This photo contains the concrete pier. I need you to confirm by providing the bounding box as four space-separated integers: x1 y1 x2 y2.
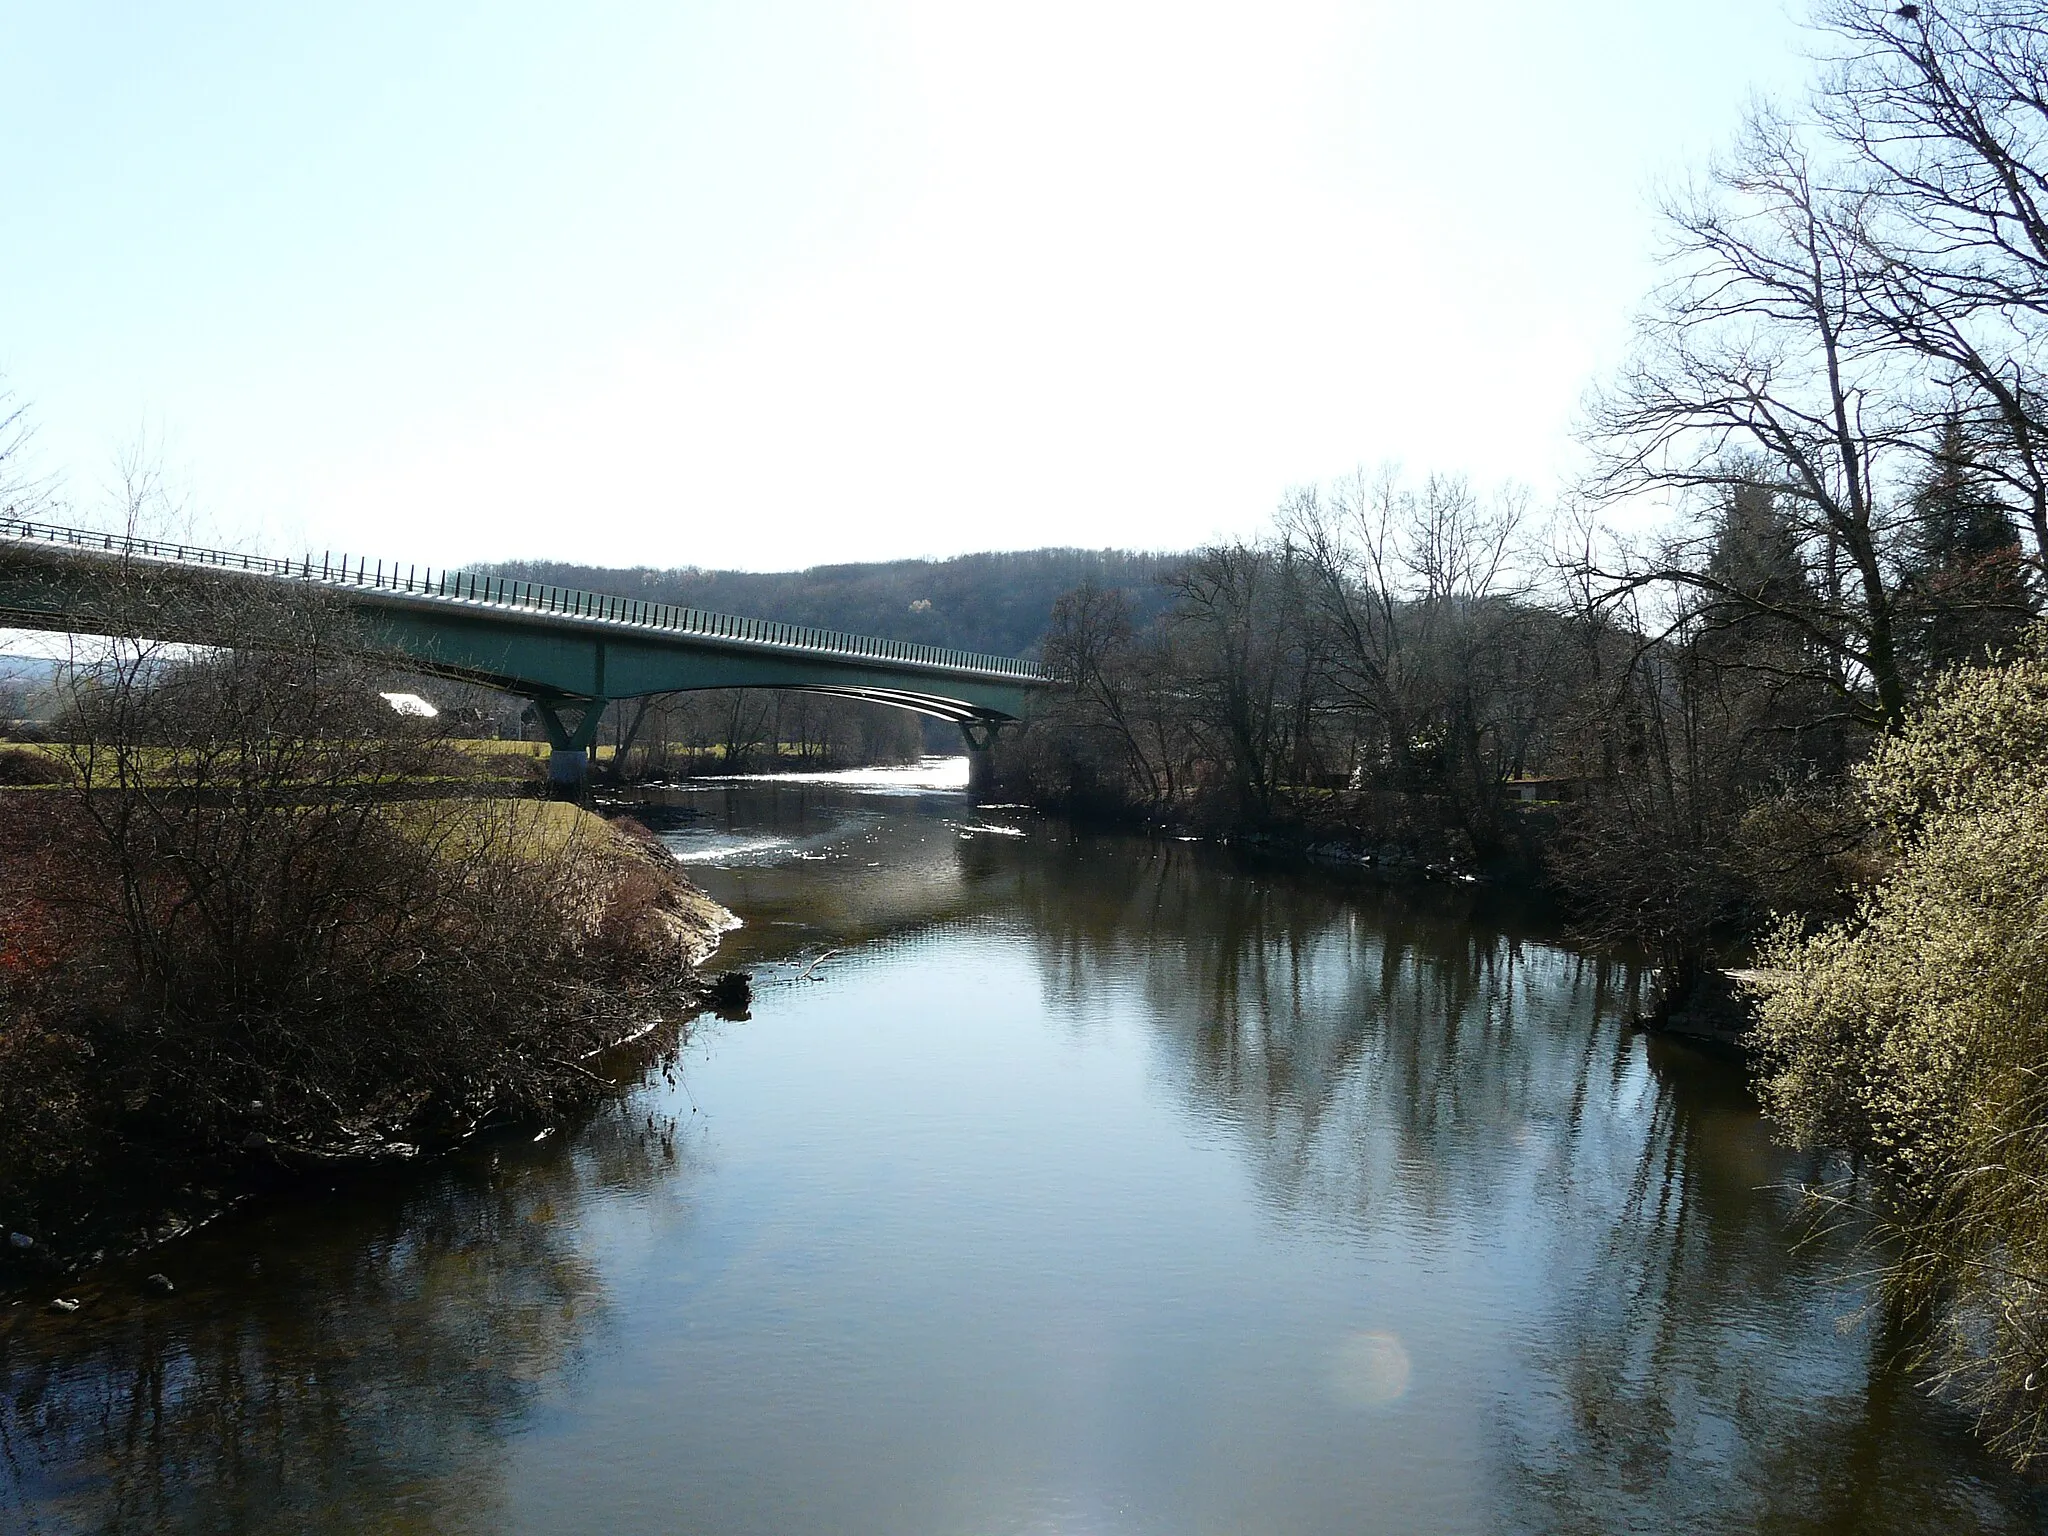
547 746 590 796
960 719 1003 802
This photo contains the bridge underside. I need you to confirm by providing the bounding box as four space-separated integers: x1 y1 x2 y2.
353 605 1038 724
0 547 1040 791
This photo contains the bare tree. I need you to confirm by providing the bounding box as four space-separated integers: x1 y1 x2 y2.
0 384 41 521
1040 582 1169 805
1814 0 2048 561
0 548 716 1244
1164 540 1326 818
1583 111 1917 727
1285 468 1545 835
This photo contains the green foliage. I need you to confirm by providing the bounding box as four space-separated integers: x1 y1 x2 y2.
1898 420 2034 683
1754 633 2048 1464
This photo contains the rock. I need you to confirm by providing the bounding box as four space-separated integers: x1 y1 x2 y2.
48 1297 79 1313
7 1231 33 1251
705 970 753 1015
1646 967 1756 1047
142 1273 176 1298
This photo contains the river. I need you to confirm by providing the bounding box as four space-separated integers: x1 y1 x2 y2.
3 759 2043 1534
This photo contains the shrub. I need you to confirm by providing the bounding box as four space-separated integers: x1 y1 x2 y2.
1754 632 2048 1465
0 745 74 785
0 570 719 1251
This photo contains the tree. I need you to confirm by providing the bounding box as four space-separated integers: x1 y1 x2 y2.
1583 110 1914 729
1898 415 2034 676
1163 540 1323 819
0 548 716 1243
1040 581 1164 805
1813 0 2048 563
0 384 37 520
1557 460 1881 1006
1285 468 1550 840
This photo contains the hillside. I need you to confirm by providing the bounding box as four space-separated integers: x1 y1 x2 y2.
477 547 1183 660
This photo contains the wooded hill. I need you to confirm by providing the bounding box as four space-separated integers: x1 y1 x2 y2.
477 547 1183 661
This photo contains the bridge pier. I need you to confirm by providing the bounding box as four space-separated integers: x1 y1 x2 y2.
960 718 1004 802
547 747 589 793
531 697 607 798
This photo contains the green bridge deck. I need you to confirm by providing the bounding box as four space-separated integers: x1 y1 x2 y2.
0 517 1050 786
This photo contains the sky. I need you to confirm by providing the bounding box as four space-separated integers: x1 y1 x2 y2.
0 2 1816 572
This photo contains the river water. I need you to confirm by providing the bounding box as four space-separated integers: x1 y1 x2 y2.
4 760 2044 1534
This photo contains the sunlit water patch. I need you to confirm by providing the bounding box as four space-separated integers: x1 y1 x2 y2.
674 753 970 794
663 832 807 865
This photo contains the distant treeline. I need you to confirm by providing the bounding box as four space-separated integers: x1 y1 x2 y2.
468 548 1184 771
476 547 1183 662
599 687 925 779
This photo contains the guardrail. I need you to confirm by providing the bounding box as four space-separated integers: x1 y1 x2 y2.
0 516 1047 683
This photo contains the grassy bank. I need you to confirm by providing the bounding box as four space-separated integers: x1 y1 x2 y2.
0 774 732 1282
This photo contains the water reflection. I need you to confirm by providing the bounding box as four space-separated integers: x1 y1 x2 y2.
990 834 2034 1532
1 1105 684 1534
4 775 2042 1534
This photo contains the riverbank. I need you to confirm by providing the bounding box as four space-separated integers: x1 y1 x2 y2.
989 764 1778 1051
992 732 1566 880
0 793 735 1288
11 770 2031 1535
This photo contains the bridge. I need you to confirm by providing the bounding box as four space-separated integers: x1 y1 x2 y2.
0 517 1049 790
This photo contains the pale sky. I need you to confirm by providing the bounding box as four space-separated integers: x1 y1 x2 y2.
0 2 1813 572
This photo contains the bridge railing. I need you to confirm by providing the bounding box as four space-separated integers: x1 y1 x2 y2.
0 515 1047 683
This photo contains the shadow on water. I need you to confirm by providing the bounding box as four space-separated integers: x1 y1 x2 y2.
3 774 2043 1533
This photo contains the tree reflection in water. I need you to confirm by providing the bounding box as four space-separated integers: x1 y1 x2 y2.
0 1103 684 1535
1007 832 2043 1534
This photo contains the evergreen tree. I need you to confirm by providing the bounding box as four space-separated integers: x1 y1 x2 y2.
1694 470 1842 787
1704 475 1813 626
1900 419 2034 680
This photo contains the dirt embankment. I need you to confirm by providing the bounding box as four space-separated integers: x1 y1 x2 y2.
581 805 741 967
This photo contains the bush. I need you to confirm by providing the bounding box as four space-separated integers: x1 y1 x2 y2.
1754 633 2048 1466
0 571 721 1253
0 745 74 784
